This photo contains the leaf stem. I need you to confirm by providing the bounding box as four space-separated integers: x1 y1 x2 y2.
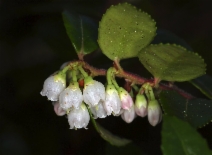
114 58 123 73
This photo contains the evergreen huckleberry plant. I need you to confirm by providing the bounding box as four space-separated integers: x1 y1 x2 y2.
40 3 212 151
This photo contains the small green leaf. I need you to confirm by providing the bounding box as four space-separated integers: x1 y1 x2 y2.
162 115 212 155
159 90 212 128
98 3 156 60
62 10 98 55
88 109 131 146
190 75 212 99
138 44 206 81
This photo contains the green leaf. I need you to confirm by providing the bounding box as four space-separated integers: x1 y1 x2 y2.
159 90 212 128
190 75 212 99
138 44 206 81
98 3 156 60
88 109 131 146
161 115 212 155
62 10 98 55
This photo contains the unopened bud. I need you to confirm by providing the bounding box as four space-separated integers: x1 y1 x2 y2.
121 106 136 123
135 94 147 117
147 99 162 126
118 87 133 110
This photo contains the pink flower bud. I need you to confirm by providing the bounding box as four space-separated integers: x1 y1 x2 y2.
40 75 66 101
83 77 105 107
147 100 162 126
90 101 107 119
121 106 136 123
52 101 66 116
118 87 133 110
135 94 147 117
59 82 83 110
104 84 121 115
68 103 90 129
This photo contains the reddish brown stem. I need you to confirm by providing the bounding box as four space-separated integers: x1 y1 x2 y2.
67 60 195 99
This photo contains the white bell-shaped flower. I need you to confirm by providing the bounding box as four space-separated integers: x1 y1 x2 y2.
68 103 90 129
112 108 124 116
59 82 83 110
52 101 66 116
118 87 133 110
121 106 136 123
83 77 105 107
90 101 107 119
104 84 121 115
40 74 66 101
135 94 147 117
147 99 162 126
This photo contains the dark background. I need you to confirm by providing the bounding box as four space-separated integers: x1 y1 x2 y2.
0 0 212 155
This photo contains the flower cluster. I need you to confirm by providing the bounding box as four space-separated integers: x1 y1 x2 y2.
40 64 162 129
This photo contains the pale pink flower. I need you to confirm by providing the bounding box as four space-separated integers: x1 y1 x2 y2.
147 100 162 126
52 101 66 116
118 87 133 110
121 106 136 123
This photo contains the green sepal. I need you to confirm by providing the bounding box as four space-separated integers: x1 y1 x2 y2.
135 94 147 108
138 44 206 82
98 3 156 60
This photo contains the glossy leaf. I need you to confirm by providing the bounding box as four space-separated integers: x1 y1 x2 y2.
159 90 212 128
98 3 156 60
190 75 212 99
162 115 212 155
62 10 98 55
89 109 131 146
138 44 206 81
